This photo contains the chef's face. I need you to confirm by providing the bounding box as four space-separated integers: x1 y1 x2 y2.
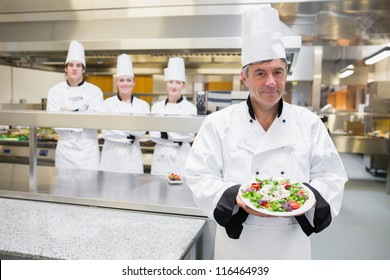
116 75 135 96
166 80 185 97
65 61 85 81
241 59 287 109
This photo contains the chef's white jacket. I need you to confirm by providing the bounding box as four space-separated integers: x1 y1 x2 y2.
99 95 150 173
185 99 348 259
46 80 103 170
149 97 197 175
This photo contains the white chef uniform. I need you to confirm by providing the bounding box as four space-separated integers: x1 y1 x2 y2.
149 58 197 175
99 54 150 173
185 6 348 260
46 40 103 170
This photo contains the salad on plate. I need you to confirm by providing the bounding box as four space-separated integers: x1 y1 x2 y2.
167 172 183 184
240 177 315 216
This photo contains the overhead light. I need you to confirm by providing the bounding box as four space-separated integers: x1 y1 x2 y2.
365 47 390 65
339 65 354 79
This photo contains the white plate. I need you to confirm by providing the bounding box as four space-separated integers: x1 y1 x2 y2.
239 179 316 217
166 173 183 184
167 178 183 184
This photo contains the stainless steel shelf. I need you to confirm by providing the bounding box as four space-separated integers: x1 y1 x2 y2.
323 111 390 118
0 110 205 132
331 134 389 155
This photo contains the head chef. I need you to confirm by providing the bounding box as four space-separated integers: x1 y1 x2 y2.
240 5 290 123
65 40 86 87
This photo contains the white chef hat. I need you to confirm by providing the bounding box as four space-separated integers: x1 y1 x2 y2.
116 54 134 78
65 40 86 67
164 57 186 83
241 5 286 67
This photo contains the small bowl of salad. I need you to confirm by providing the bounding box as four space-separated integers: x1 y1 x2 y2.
167 172 183 184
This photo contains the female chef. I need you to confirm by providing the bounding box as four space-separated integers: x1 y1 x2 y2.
99 54 150 173
185 6 348 259
149 57 197 176
46 40 104 170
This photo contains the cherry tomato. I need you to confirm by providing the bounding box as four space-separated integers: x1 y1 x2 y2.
251 182 261 189
259 200 270 208
288 200 301 210
282 181 291 189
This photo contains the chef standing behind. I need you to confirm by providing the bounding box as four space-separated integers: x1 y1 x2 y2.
46 40 103 170
149 57 197 176
99 54 150 173
185 5 348 260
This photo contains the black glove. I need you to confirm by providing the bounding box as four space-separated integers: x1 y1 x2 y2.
213 184 248 239
127 135 135 144
295 183 332 236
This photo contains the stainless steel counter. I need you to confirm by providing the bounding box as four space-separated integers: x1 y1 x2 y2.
331 134 390 193
0 163 204 217
0 163 216 259
330 134 389 154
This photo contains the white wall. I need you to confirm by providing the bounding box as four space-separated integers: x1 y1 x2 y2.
0 66 64 104
13 67 64 103
287 46 314 82
374 56 390 81
0 65 12 103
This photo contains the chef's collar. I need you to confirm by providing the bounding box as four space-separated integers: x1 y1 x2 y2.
66 79 85 87
117 93 134 104
246 97 283 120
165 96 183 105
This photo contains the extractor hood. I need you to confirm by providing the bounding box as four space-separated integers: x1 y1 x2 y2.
1 0 390 76
0 2 301 75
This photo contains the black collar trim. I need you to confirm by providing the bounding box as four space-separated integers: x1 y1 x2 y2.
66 79 85 87
165 96 183 105
246 97 283 120
117 94 134 104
